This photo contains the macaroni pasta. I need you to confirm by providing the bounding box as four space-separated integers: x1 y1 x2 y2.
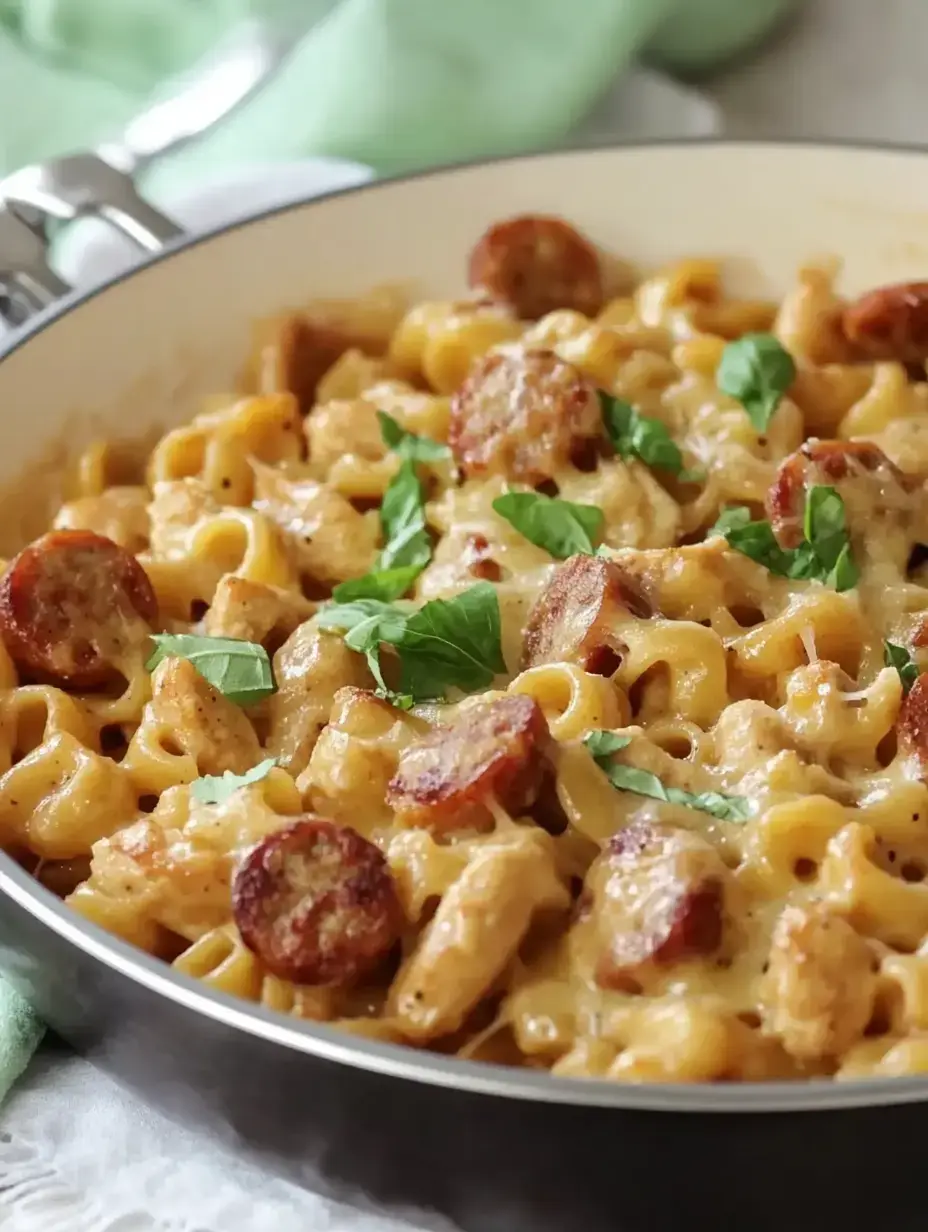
5 214 928 1086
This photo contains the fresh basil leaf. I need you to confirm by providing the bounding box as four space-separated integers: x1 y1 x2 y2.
320 584 505 703
384 582 507 699
600 393 691 476
146 634 276 705
492 491 604 559
316 599 412 708
884 640 919 694
715 513 797 577
191 758 277 806
803 486 860 589
713 486 858 592
342 416 444 601
711 505 753 537
332 566 424 603
583 730 751 822
378 411 451 462
583 730 632 759
827 542 859 592
377 458 431 572
717 333 796 432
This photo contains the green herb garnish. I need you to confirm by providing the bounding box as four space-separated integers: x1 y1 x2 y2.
191 758 278 805
146 634 276 705
884 640 919 694
376 411 451 463
712 484 859 592
318 582 505 706
491 490 603 559
583 730 751 822
717 333 796 432
330 413 450 603
600 393 701 480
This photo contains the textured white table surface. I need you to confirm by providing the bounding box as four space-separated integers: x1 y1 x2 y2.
3 1 927 1229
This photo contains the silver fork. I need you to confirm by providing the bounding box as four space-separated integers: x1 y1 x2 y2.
0 4 324 326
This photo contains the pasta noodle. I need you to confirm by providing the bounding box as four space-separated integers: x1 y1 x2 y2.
7 215 928 1087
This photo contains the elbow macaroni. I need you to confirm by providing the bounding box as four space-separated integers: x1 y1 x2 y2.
5 238 928 1088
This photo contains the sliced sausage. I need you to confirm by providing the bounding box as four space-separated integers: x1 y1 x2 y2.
585 821 730 988
232 817 403 986
0 530 157 687
521 553 651 673
468 215 603 320
766 438 912 549
759 902 877 1060
841 281 928 362
386 694 552 833
898 672 928 776
449 348 603 484
263 315 378 415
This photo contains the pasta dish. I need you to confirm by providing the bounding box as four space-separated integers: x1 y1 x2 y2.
4 214 928 1085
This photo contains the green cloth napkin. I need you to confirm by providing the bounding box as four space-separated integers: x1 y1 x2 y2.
0 0 800 184
0 0 798 1101
0 976 44 1101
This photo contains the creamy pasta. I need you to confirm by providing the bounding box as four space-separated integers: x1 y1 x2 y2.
5 215 928 1085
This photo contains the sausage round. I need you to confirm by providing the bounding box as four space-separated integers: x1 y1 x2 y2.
766 438 907 548
386 694 552 832
0 529 157 687
468 215 603 320
270 315 377 414
232 817 403 986
841 281 928 362
899 672 928 776
449 348 603 484
522 553 652 673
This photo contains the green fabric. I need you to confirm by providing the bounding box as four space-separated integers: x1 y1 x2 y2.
0 0 799 183
0 974 44 1101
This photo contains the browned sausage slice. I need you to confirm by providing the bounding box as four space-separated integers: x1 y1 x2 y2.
386 694 552 833
449 348 603 484
0 529 157 687
584 821 729 989
899 672 928 777
468 215 603 320
766 438 910 549
842 281 928 362
232 817 403 985
265 315 378 414
521 553 652 673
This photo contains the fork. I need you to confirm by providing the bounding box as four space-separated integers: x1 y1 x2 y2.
0 4 323 327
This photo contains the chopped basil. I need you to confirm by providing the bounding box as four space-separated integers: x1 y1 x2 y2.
393 582 506 699
317 598 412 707
600 393 701 479
332 566 423 604
376 458 432 572
318 582 505 704
712 485 859 592
583 730 751 822
377 411 451 462
884 640 919 694
492 490 603 558
146 634 276 705
717 333 796 432
330 413 449 603
191 758 278 805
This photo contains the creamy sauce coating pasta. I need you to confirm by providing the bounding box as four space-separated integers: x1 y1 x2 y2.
6 219 928 1085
